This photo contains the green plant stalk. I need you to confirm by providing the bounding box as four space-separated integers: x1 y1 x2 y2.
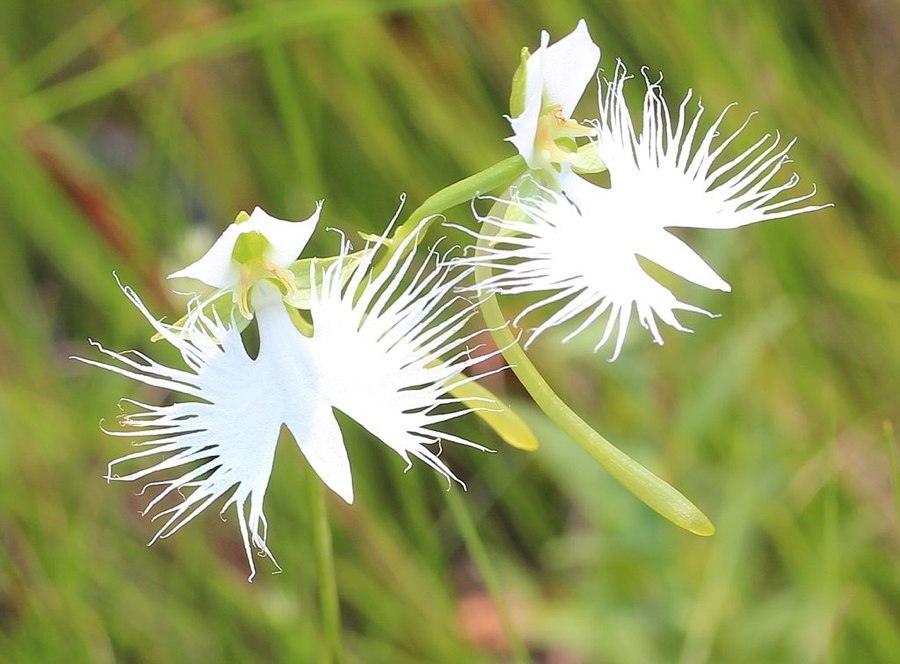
376 155 527 273
885 421 900 536
394 157 714 536
309 477 344 664
446 489 532 664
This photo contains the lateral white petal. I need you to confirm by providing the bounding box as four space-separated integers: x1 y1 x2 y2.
248 204 321 267
309 220 494 485
168 223 244 288
507 22 600 168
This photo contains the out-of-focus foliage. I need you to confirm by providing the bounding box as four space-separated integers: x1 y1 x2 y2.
0 1 897 662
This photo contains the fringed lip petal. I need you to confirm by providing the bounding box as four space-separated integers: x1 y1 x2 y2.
75 279 349 580
308 219 498 485
634 229 731 293
591 61 832 231
251 283 353 504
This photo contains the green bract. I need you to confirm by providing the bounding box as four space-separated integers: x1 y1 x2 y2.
509 47 530 118
285 253 364 309
571 142 607 174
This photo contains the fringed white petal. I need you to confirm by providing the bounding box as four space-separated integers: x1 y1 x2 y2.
558 171 732 293
74 280 350 580
168 203 322 288
308 220 497 487
591 61 830 230
457 187 715 360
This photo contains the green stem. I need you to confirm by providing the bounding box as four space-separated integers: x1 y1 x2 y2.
474 225 715 536
309 478 344 663
375 155 527 272
446 489 532 664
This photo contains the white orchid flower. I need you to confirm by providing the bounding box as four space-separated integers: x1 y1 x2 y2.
75 280 350 580
470 61 830 360
507 19 600 171
76 217 496 579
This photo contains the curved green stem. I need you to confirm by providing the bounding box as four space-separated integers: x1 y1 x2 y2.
475 226 715 537
375 156 527 273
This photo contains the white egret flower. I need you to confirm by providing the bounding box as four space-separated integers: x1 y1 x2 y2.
471 61 830 360
75 281 350 580
76 217 496 579
507 19 600 170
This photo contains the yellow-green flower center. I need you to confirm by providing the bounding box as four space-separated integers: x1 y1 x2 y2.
230 212 300 319
535 104 595 168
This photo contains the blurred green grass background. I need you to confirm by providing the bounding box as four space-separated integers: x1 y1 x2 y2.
1 0 898 662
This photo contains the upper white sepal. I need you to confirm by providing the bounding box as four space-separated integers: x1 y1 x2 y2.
507 19 600 168
168 204 322 289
